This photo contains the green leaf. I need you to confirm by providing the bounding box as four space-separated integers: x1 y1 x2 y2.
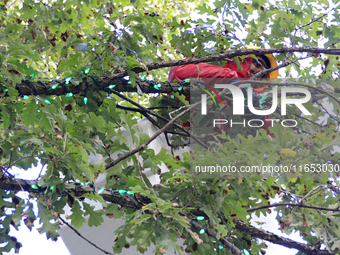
68 200 86 229
7 87 19 97
37 199 59 241
21 99 38 127
105 203 125 219
83 202 104 227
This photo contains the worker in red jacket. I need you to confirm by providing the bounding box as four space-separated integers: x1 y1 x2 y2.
168 46 279 134
168 53 278 92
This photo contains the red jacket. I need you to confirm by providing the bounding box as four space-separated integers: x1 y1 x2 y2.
168 56 269 93
168 56 272 134
168 56 253 82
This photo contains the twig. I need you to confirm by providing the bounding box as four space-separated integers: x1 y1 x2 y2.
315 101 340 126
0 12 22 20
58 216 114 255
246 202 340 213
326 38 340 48
296 8 333 32
110 90 208 149
181 179 220 211
286 108 324 128
102 141 113 163
115 102 189 136
90 41 113 68
38 163 47 178
300 185 325 203
137 160 150 189
104 102 200 170
169 187 190 202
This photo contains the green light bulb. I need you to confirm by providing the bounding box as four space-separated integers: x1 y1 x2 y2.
97 188 105 194
156 83 161 88
118 189 126 195
84 97 88 105
178 86 183 91
126 191 134 195
170 95 174 99
31 185 39 190
45 100 51 105
29 74 34 79
50 186 54 190
184 78 190 83
80 182 85 186
51 84 58 89
199 229 205 234
219 245 223 249
243 249 250 255
65 77 72 84
84 68 90 74
140 75 146 80
66 92 73 97
196 216 204 221
153 85 160 90
127 81 132 84
23 96 29 99
108 85 116 89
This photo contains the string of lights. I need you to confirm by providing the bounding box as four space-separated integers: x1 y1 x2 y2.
0 174 249 254
1 68 269 114
0 68 264 254
0 68 192 104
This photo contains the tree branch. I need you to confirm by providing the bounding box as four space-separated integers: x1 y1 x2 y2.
234 219 331 255
104 102 200 170
246 202 340 213
3 46 340 97
107 47 340 80
0 174 333 254
58 216 114 255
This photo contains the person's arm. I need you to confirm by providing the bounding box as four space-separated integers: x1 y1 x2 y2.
168 63 239 82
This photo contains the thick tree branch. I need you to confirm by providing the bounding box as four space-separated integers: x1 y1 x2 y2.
3 47 340 97
4 79 188 97
234 219 331 255
107 47 340 80
0 174 333 254
0 175 147 208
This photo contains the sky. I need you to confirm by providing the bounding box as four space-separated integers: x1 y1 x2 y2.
2 167 71 255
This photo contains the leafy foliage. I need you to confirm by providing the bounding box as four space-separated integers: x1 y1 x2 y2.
1 0 340 254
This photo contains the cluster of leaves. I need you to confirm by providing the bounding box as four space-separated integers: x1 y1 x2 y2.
1 0 340 254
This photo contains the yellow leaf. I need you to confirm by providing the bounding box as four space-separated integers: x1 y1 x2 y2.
280 148 297 159
288 177 297 183
188 229 203 244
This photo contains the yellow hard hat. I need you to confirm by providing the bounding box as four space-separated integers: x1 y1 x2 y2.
246 45 278 79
